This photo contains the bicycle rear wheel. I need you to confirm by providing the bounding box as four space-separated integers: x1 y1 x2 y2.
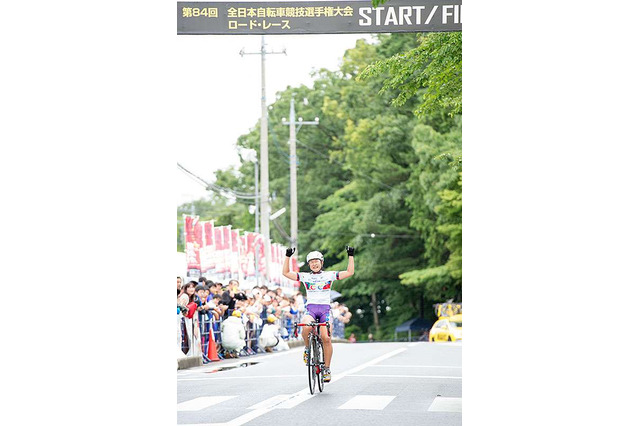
307 340 316 395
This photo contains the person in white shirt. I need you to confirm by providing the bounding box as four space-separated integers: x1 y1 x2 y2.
282 246 355 383
258 314 280 352
220 310 246 358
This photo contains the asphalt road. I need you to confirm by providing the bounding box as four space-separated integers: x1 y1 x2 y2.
177 341 462 426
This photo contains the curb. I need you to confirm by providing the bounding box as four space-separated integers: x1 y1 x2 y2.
177 338 348 370
177 356 202 370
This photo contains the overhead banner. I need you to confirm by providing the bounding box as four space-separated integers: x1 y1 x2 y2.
177 0 461 35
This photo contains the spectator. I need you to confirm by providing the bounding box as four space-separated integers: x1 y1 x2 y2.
177 276 183 297
331 302 341 335
368 333 375 342
279 297 296 339
266 297 281 319
266 288 277 301
220 285 237 313
244 293 263 353
258 314 280 352
194 284 210 316
293 291 305 324
195 284 214 362
221 310 246 358
348 333 357 343
207 294 223 321
244 293 263 325
178 281 197 309
209 282 224 296
337 305 352 339
332 304 346 339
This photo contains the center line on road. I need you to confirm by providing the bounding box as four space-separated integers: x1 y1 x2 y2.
247 395 291 410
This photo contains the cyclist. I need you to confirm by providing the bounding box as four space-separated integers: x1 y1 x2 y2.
282 245 355 383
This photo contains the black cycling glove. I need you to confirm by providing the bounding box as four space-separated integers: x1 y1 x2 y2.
286 247 296 257
346 246 355 256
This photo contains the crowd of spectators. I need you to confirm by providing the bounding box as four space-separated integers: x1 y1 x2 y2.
177 276 353 362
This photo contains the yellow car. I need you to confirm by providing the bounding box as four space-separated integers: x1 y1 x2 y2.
429 315 462 342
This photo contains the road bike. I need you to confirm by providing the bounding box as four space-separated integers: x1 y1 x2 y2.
294 321 328 394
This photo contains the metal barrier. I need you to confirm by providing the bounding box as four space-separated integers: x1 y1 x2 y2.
177 309 305 363
177 304 352 365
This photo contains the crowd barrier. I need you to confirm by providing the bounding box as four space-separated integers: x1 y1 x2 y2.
177 309 348 368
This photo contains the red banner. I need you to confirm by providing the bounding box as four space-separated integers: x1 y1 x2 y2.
239 233 250 276
244 232 257 277
182 215 299 291
200 221 216 274
222 226 232 274
229 228 240 277
212 226 225 275
184 215 201 277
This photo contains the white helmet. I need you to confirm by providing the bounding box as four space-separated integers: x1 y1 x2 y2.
306 251 324 263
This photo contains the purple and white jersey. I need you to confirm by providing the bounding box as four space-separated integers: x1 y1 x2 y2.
297 270 340 305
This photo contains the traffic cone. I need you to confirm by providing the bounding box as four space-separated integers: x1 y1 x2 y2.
207 330 220 362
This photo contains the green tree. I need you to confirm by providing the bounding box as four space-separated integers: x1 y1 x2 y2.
359 32 462 132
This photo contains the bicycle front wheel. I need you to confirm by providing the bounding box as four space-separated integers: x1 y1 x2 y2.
308 341 316 395
316 340 324 392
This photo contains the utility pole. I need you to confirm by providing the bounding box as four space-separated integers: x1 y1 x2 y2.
282 96 318 257
240 36 285 283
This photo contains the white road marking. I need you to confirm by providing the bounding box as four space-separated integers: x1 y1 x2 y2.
274 346 410 410
178 346 410 425
331 347 408 382
369 364 462 368
178 375 304 382
348 374 462 379
274 392 314 409
338 395 396 410
177 396 237 412
247 395 291 410
428 396 462 412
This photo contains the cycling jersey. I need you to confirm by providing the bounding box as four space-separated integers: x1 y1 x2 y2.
297 271 340 305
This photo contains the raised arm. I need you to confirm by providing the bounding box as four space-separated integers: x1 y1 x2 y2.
338 246 355 280
282 247 299 281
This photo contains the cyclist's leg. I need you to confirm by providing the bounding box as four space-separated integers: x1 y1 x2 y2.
300 309 316 364
319 306 333 368
320 324 333 368
301 314 315 347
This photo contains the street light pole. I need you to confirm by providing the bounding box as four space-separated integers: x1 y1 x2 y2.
282 97 319 257
253 158 260 285
259 36 270 282
240 36 286 284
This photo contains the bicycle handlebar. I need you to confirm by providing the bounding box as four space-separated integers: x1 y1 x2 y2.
293 322 328 338
295 322 329 327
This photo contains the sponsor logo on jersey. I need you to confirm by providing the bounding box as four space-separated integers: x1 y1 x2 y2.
304 281 332 291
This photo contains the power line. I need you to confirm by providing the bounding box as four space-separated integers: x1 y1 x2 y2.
177 162 258 201
298 229 421 239
294 138 397 192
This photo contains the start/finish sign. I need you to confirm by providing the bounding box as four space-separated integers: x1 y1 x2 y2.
177 0 462 35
